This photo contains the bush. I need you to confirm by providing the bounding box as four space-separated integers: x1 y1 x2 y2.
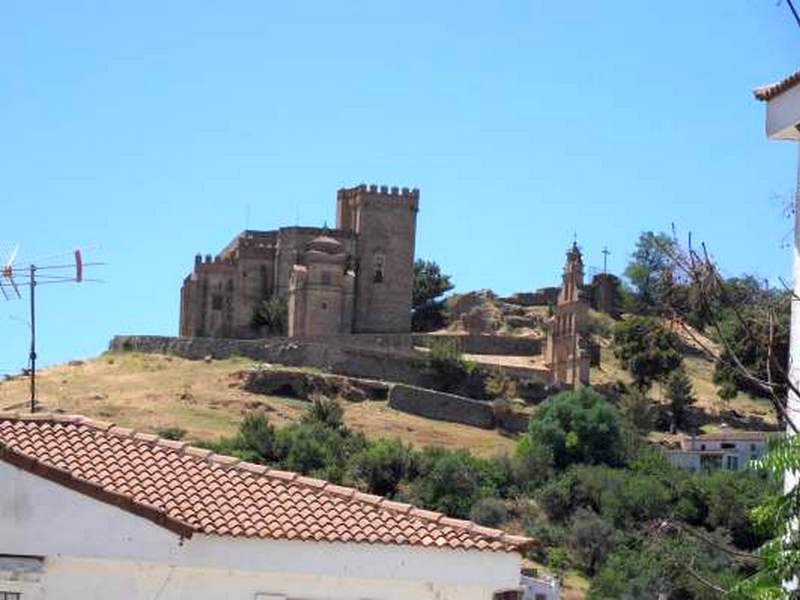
484 370 518 400
156 426 187 440
348 438 413 497
469 497 509 527
526 387 628 469
302 396 344 430
568 508 616 576
409 447 495 518
239 412 277 462
512 436 554 492
424 337 479 394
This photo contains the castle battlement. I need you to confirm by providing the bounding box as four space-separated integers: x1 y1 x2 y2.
337 184 420 202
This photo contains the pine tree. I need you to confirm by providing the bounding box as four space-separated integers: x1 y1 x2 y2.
665 367 695 433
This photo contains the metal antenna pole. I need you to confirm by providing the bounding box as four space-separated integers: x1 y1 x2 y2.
29 264 36 413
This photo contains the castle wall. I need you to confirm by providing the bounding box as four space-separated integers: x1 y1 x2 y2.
181 185 416 339
337 185 418 334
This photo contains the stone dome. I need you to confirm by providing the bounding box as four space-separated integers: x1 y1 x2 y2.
307 235 342 254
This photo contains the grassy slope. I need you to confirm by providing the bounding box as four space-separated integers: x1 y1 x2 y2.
0 352 516 457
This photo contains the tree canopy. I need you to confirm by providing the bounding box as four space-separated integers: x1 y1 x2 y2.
613 315 683 389
526 387 628 469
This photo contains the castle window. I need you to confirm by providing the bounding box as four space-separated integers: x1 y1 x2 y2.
321 271 332 285
374 254 385 283
211 294 223 310
321 301 328 310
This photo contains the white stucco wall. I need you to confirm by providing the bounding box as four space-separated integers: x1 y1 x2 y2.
0 461 522 600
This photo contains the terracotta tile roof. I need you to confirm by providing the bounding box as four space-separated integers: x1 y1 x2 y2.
754 69 800 101
0 413 532 553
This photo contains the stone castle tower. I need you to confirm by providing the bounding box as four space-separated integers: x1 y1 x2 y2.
179 184 418 339
546 242 591 386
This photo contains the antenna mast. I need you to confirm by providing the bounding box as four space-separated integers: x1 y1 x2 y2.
1 244 103 413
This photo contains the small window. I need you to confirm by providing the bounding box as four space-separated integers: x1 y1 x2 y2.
536 595 548 600
721 442 736 449
373 254 385 283
321 301 328 310
321 271 332 285
726 456 739 470
493 591 522 600
700 444 706 450
750 443 757 451
211 295 223 310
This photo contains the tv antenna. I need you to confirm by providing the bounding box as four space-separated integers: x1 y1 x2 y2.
1 243 104 413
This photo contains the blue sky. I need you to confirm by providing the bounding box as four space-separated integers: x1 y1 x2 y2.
1 1 799 373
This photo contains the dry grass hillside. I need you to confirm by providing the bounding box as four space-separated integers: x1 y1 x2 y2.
0 352 516 457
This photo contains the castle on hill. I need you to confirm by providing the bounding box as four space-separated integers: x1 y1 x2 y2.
179 184 418 339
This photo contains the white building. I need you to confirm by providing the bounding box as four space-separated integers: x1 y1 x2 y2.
520 572 560 600
755 70 800 479
664 425 770 472
0 413 532 600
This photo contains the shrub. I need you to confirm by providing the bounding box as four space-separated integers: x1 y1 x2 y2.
484 370 518 400
238 412 277 462
526 387 627 469
469 497 508 527
568 508 616 576
156 426 187 440
302 396 344 430
409 447 494 518
348 438 413 497
424 337 477 393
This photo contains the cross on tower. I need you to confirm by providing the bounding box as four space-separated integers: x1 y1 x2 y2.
602 245 611 273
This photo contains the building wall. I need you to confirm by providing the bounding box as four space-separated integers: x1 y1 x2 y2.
0 461 522 600
337 185 418 334
179 185 417 341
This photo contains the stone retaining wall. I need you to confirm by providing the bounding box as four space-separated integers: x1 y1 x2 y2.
110 335 431 387
388 384 495 429
243 368 390 402
413 334 543 356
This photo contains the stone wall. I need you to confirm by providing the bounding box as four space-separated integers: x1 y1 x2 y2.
109 335 430 387
388 385 495 429
243 368 390 402
412 334 543 356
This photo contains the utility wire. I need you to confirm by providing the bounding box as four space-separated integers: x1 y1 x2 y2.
787 0 800 29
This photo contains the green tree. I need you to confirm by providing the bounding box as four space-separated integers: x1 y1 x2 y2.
731 436 798 599
412 259 454 332
624 231 676 309
526 388 627 470
664 367 695 432
612 316 683 389
568 508 616 576
413 259 454 308
252 296 288 335
617 389 655 435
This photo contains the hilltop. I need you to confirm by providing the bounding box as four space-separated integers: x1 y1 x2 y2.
0 352 516 457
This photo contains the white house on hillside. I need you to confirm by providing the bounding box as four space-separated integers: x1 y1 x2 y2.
0 413 532 600
664 424 770 472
